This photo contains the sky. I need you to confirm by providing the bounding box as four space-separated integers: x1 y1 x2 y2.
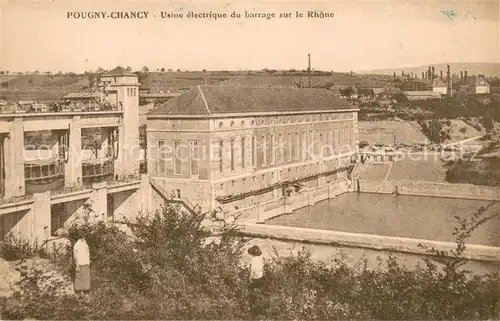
1 0 499 73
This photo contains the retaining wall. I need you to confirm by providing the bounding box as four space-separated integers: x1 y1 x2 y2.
357 179 500 201
235 179 349 223
241 223 500 263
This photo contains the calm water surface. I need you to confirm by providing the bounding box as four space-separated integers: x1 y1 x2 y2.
266 193 500 247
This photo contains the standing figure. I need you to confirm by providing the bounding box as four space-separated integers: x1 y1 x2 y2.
73 234 91 294
248 245 264 288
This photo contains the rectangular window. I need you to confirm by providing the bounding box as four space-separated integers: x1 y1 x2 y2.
241 137 246 169
287 133 292 161
230 139 235 171
295 132 300 159
308 130 313 159
251 137 256 167
219 140 224 173
327 128 332 155
278 134 284 163
157 140 167 174
173 140 182 175
261 135 266 166
270 135 275 164
301 130 307 160
335 128 339 152
189 141 199 175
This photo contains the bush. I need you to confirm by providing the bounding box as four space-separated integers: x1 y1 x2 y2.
1 202 499 320
0 234 38 261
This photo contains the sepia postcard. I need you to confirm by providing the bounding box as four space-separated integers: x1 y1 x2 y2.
0 0 499 319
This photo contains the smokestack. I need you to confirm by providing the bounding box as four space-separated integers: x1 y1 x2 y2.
422 71 425 79
446 65 452 97
460 71 463 79
440 70 443 80
464 70 468 80
432 66 435 80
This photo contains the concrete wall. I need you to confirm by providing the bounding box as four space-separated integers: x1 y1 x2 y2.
236 178 349 223
240 223 500 263
357 179 500 201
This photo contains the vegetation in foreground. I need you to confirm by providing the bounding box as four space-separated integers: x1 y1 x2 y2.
445 139 500 186
0 203 499 320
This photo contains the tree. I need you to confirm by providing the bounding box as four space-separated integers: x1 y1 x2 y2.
142 66 149 73
126 66 132 71
96 67 105 74
160 68 165 72
340 87 355 98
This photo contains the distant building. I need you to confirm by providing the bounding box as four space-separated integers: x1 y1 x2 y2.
402 91 442 101
454 75 490 95
147 85 359 212
401 79 447 95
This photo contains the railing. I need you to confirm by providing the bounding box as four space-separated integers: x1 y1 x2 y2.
107 173 141 186
0 194 34 206
216 164 354 204
0 103 123 115
50 185 89 197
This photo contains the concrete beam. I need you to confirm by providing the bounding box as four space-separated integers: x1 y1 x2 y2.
64 116 83 187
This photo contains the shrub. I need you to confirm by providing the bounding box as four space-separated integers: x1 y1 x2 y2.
1 202 499 320
0 234 38 261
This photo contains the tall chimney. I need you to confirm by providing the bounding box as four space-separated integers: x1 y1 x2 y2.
446 64 452 97
440 70 443 80
460 71 463 79
464 70 468 80
432 67 435 80
422 71 425 79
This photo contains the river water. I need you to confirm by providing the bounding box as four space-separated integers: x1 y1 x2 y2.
266 192 500 247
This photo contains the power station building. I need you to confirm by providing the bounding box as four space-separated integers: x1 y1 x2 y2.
0 67 145 241
1 74 360 242
147 86 359 216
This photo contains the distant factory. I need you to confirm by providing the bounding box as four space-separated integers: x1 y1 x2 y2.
399 65 491 100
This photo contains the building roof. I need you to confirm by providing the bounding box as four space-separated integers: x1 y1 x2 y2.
103 66 137 77
63 92 101 99
148 85 355 116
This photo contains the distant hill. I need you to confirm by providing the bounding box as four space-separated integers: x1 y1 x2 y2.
358 63 500 78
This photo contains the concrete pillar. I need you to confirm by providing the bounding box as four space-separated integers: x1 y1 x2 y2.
32 191 51 244
4 118 25 197
64 116 82 187
89 181 107 221
114 84 140 178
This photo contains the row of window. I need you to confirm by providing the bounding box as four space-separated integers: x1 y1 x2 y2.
154 126 354 176
216 113 354 128
157 140 199 176
218 126 354 173
127 87 137 97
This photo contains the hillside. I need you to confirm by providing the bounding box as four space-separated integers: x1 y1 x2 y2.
359 62 500 77
0 70 398 101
